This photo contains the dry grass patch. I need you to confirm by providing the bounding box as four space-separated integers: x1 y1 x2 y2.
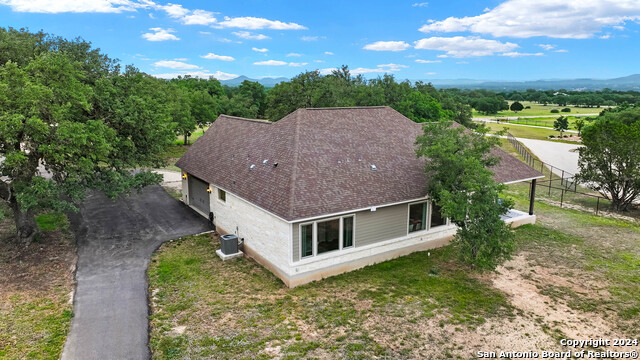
0 206 76 359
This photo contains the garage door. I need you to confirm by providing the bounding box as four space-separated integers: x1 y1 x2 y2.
188 175 210 214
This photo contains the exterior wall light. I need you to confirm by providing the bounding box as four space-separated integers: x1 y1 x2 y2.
207 187 212 193
182 173 187 179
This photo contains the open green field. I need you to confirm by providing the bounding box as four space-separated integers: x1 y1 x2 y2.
477 121 579 142
473 101 609 117
508 116 587 130
148 183 640 359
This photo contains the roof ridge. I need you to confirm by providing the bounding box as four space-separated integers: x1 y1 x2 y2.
218 114 272 124
304 106 390 110
287 109 302 219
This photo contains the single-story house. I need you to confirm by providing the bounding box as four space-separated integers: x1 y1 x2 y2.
176 106 543 287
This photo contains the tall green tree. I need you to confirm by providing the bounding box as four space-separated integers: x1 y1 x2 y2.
510 101 524 113
0 29 174 242
415 122 515 269
553 115 569 137
576 108 640 211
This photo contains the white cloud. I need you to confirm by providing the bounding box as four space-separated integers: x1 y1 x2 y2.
314 60 325 63
415 59 442 63
363 41 411 52
142 28 180 42
181 9 216 25
287 53 303 57
159 3 189 18
174 57 188 61
425 72 437 75
555 49 569 53
217 16 306 30
199 31 212 35
301 36 319 41
500 52 544 57
418 0 640 39
153 60 200 70
254 60 308 66
456 61 469 64
324 51 334 55
254 60 288 66
156 3 216 25
232 31 270 40
412 2 428 7
153 70 238 81
200 53 235 61
538 44 555 51
0 0 150 13
349 63 408 74
414 36 518 57
319 68 337 75
252 47 269 52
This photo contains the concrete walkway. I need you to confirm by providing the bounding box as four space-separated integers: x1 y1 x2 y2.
62 186 212 360
154 169 182 191
517 138 582 176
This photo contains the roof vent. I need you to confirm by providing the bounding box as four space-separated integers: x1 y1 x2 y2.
273 162 278 168
370 164 377 171
250 164 255 170
263 159 268 165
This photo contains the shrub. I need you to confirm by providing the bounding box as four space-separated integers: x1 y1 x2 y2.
525 106 531 109
550 109 560 113
548 135 555 138
561 108 571 112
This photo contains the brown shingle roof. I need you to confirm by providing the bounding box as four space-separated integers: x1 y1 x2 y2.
176 107 542 221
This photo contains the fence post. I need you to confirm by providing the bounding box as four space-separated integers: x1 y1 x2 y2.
560 189 564 207
561 170 564 186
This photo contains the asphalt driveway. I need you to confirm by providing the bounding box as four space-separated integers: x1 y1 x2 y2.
61 186 212 360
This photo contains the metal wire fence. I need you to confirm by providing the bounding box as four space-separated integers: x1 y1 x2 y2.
506 132 613 216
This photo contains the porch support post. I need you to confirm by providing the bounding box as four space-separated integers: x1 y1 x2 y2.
529 179 537 215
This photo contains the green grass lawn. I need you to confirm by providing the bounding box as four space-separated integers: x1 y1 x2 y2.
478 121 580 142
0 206 75 360
148 235 514 359
508 116 588 130
473 101 609 117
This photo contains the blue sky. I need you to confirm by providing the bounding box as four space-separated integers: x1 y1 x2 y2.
1 0 639 81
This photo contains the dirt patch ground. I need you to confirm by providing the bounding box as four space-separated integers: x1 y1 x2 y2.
0 210 76 360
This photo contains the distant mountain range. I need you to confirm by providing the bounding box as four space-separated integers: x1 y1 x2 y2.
221 74 640 91
426 74 640 91
220 75 289 87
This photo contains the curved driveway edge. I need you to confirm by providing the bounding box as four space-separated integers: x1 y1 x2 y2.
62 186 212 360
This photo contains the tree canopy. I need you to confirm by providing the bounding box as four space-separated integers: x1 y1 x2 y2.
0 28 176 242
415 122 515 269
576 107 640 211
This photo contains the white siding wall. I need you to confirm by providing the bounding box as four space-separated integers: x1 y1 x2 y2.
288 223 457 277
181 172 189 204
210 186 291 274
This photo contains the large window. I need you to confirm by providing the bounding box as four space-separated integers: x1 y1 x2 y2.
299 215 354 259
317 219 339 254
430 203 446 227
408 202 427 233
301 224 313 258
343 216 354 248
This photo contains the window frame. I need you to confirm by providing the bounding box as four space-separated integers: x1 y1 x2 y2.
428 202 448 229
407 201 428 234
407 200 450 235
217 188 226 203
299 214 356 259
